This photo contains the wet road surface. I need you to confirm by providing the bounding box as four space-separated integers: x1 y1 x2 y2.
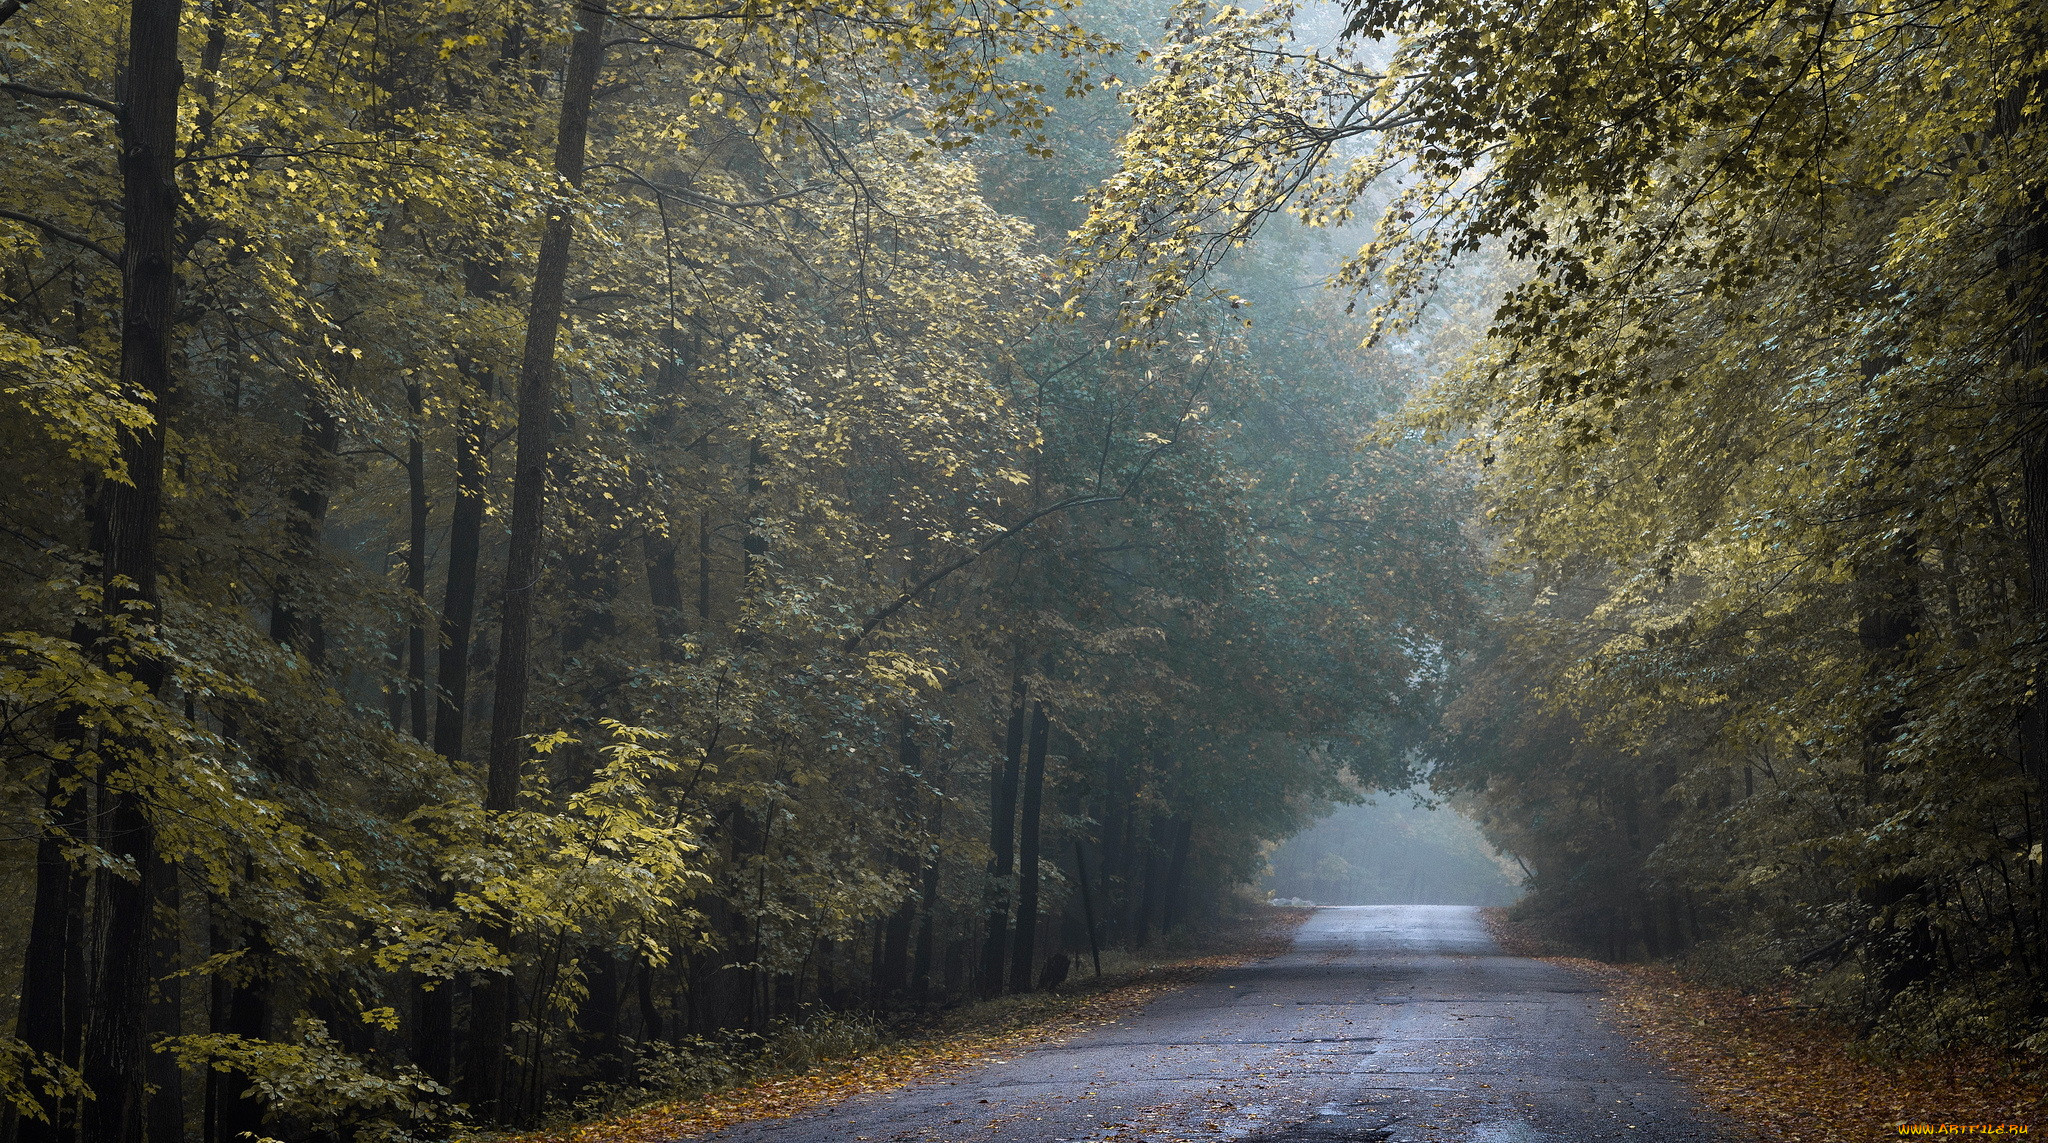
695 905 1729 1143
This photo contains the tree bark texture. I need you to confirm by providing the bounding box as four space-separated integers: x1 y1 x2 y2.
76 0 184 1135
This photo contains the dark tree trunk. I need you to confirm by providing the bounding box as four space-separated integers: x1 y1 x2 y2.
644 529 688 656
634 957 662 1042
1133 818 1160 948
14 763 87 1143
696 511 713 622
483 0 608 814
1073 840 1102 976
979 674 1026 997
1160 817 1193 934
419 356 486 1092
1096 761 1127 948
144 869 183 1143
878 725 920 999
581 950 622 1076
433 364 490 763
271 403 339 674
470 3 607 1121
2005 81 2048 940
911 818 942 1002
206 914 269 1143
405 378 430 742
1008 702 1049 992
78 0 184 1134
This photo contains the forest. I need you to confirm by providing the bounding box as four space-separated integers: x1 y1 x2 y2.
0 0 2042 1136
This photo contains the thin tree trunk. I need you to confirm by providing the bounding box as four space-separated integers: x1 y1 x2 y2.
1160 818 1192 934
414 374 484 1090
979 673 1026 997
144 869 183 1143
1133 818 1160 949
472 6 608 1117
483 0 608 811
434 369 490 762
878 724 920 999
911 796 942 1002
696 511 713 622
405 378 430 742
1073 839 1102 977
1096 760 1127 947
1008 702 1049 992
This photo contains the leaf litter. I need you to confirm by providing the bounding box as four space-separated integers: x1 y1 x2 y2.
1483 908 2048 1141
501 909 1314 1143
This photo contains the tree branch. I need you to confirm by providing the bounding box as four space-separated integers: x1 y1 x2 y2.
0 81 119 114
0 209 120 266
845 380 1207 652
843 495 1125 652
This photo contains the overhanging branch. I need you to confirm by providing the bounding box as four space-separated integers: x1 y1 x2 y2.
1 81 119 114
843 495 1123 652
0 209 120 266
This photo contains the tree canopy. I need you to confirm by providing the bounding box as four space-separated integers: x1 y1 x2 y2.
0 0 1478 1136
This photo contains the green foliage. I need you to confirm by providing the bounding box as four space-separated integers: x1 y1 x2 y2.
1064 0 2048 1057
0 0 1478 1131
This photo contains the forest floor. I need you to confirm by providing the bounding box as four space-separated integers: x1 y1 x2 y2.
502 908 1315 1143
1481 909 2048 1141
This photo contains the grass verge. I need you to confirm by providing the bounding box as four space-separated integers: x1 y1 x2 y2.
1481 908 2047 1141
505 909 1313 1143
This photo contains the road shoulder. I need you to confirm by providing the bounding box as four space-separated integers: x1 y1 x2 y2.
500 910 1313 1143
1481 909 2047 1141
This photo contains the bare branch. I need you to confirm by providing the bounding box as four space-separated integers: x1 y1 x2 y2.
0 209 120 266
843 496 1126 652
1 81 119 114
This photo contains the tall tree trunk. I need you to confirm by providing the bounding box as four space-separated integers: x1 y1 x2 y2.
405 378 430 742
205 913 268 1143
13 765 87 1143
644 529 688 655
979 673 1026 997
1133 817 1160 949
696 511 713 622
1160 817 1193 934
1096 759 1127 948
911 795 943 1002
878 724 920 1000
78 0 184 1135
1072 839 1102 977
471 6 607 1118
144 870 184 1143
1008 702 1049 993
433 365 491 762
2004 78 2048 957
415 373 485 1091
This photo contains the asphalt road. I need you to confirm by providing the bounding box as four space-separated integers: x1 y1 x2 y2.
698 905 1729 1143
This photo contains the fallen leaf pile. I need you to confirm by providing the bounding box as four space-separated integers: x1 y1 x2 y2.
1481 909 2047 1141
503 910 1314 1143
